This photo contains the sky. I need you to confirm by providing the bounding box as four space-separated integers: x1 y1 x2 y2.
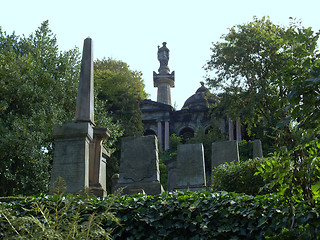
1 0 320 109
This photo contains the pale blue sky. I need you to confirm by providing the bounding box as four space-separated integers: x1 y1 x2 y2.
1 0 320 109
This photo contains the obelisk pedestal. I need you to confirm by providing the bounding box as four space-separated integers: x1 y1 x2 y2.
50 38 108 195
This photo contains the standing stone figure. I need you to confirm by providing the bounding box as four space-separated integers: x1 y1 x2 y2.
157 42 169 68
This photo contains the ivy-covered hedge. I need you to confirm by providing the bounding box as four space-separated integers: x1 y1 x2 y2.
1 192 320 239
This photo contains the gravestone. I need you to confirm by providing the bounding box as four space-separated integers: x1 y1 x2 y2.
114 135 164 195
165 158 178 191
172 143 206 191
253 139 263 159
50 38 109 196
211 140 239 168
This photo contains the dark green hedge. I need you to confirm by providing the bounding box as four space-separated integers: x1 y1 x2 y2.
1 192 320 239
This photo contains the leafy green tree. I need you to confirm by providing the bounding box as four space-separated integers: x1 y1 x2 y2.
94 58 148 137
205 17 320 203
0 21 81 196
204 17 319 151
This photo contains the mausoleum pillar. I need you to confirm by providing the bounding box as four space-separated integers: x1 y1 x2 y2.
228 117 234 141
164 121 170 150
236 117 241 142
157 121 162 148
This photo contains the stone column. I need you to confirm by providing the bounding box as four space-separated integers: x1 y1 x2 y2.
89 127 110 197
157 121 162 148
228 117 234 141
236 117 241 142
164 121 170 150
157 80 172 105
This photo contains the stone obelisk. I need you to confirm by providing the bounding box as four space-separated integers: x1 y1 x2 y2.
50 38 95 194
75 37 95 125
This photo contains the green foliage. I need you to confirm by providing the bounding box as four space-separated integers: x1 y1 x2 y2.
105 191 320 239
212 158 269 195
204 16 319 149
0 21 81 196
1 192 320 239
205 16 320 203
256 141 320 205
238 140 254 161
0 194 119 239
94 58 148 137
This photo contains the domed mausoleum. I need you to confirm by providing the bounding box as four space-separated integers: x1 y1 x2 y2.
140 43 242 149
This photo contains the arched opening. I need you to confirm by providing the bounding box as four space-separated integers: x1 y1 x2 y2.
144 129 157 136
179 127 194 143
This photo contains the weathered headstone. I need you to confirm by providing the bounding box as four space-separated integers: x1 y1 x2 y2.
165 158 178 191
172 143 206 191
114 135 164 195
253 139 263 159
50 38 109 196
211 140 239 168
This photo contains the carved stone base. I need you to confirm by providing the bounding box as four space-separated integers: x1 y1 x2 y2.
114 181 164 195
89 186 107 198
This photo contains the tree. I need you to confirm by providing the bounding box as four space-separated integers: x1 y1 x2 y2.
94 58 148 137
205 17 320 203
0 21 81 195
204 17 319 151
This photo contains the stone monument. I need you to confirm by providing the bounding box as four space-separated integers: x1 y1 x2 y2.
167 143 206 192
114 135 164 195
211 140 240 168
253 139 263 159
153 42 175 105
50 38 109 196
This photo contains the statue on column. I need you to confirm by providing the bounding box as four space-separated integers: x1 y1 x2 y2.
157 42 171 74
157 42 169 68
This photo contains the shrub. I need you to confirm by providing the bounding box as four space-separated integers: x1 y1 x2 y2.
212 158 269 195
1 191 320 239
0 194 119 239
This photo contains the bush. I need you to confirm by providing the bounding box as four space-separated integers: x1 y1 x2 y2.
1 191 320 239
0 194 119 239
212 158 269 195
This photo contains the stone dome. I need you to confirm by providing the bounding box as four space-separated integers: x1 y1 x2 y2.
182 82 216 110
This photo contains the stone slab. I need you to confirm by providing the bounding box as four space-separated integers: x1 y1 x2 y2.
116 135 164 195
174 143 206 190
253 139 263 159
119 135 160 183
211 140 239 168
